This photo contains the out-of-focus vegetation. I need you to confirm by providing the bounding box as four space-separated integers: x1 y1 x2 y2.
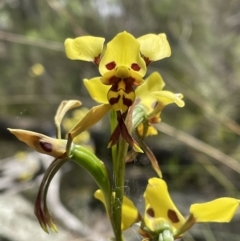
1 0 240 240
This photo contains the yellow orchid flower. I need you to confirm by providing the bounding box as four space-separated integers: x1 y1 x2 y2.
122 177 240 240
65 32 172 151
64 31 171 113
95 177 240 239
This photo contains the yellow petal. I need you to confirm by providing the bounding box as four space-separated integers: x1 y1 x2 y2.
83 77 110 104
153 91 185 108
137 33 171 61
94 190 140 230
190 198 240 222
144 178 185 231
135 72 165 113
99 31 146 77
64 36 105 61
136 72 165 96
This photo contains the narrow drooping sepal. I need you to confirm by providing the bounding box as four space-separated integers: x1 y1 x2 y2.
108 111 143 152
35 157 69 233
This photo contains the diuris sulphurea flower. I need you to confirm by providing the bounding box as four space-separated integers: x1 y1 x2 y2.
95 177 240 241
65 31 171 151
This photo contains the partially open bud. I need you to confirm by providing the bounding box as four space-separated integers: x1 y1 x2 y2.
8 129 67 158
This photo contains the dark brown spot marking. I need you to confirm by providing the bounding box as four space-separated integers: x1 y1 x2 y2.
106 76 120 85
131 63 140 71
146 208 155 217
106 61 116 70
167 209 179 223
124 80 134 94
40 141 53 152
109 95 121 105
123 95 133 107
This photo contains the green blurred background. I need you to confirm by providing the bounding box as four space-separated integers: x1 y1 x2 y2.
0 0 240 241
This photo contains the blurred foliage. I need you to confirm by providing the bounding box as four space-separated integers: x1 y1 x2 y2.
1 0 240 240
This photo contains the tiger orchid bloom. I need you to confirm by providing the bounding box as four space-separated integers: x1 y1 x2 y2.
65 31 171 113
95 177 240 240
65 32 171 150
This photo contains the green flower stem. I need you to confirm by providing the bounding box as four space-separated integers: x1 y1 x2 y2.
111 108 134 241
110 110 118 165
110 110 122 239
114 135 129 241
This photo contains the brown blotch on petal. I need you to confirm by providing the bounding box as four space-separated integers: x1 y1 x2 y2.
146 208 155 217
123 95 133 108
109 95 121 105
131 63 141 71
108 76 120 85
106 61 116 70
124 80 134 94
167 209 180 223
39 141 53 153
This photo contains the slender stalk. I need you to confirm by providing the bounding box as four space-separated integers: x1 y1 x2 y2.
109 110 120 239
111 109 133 241
110 110 118 165
113 135 128 241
